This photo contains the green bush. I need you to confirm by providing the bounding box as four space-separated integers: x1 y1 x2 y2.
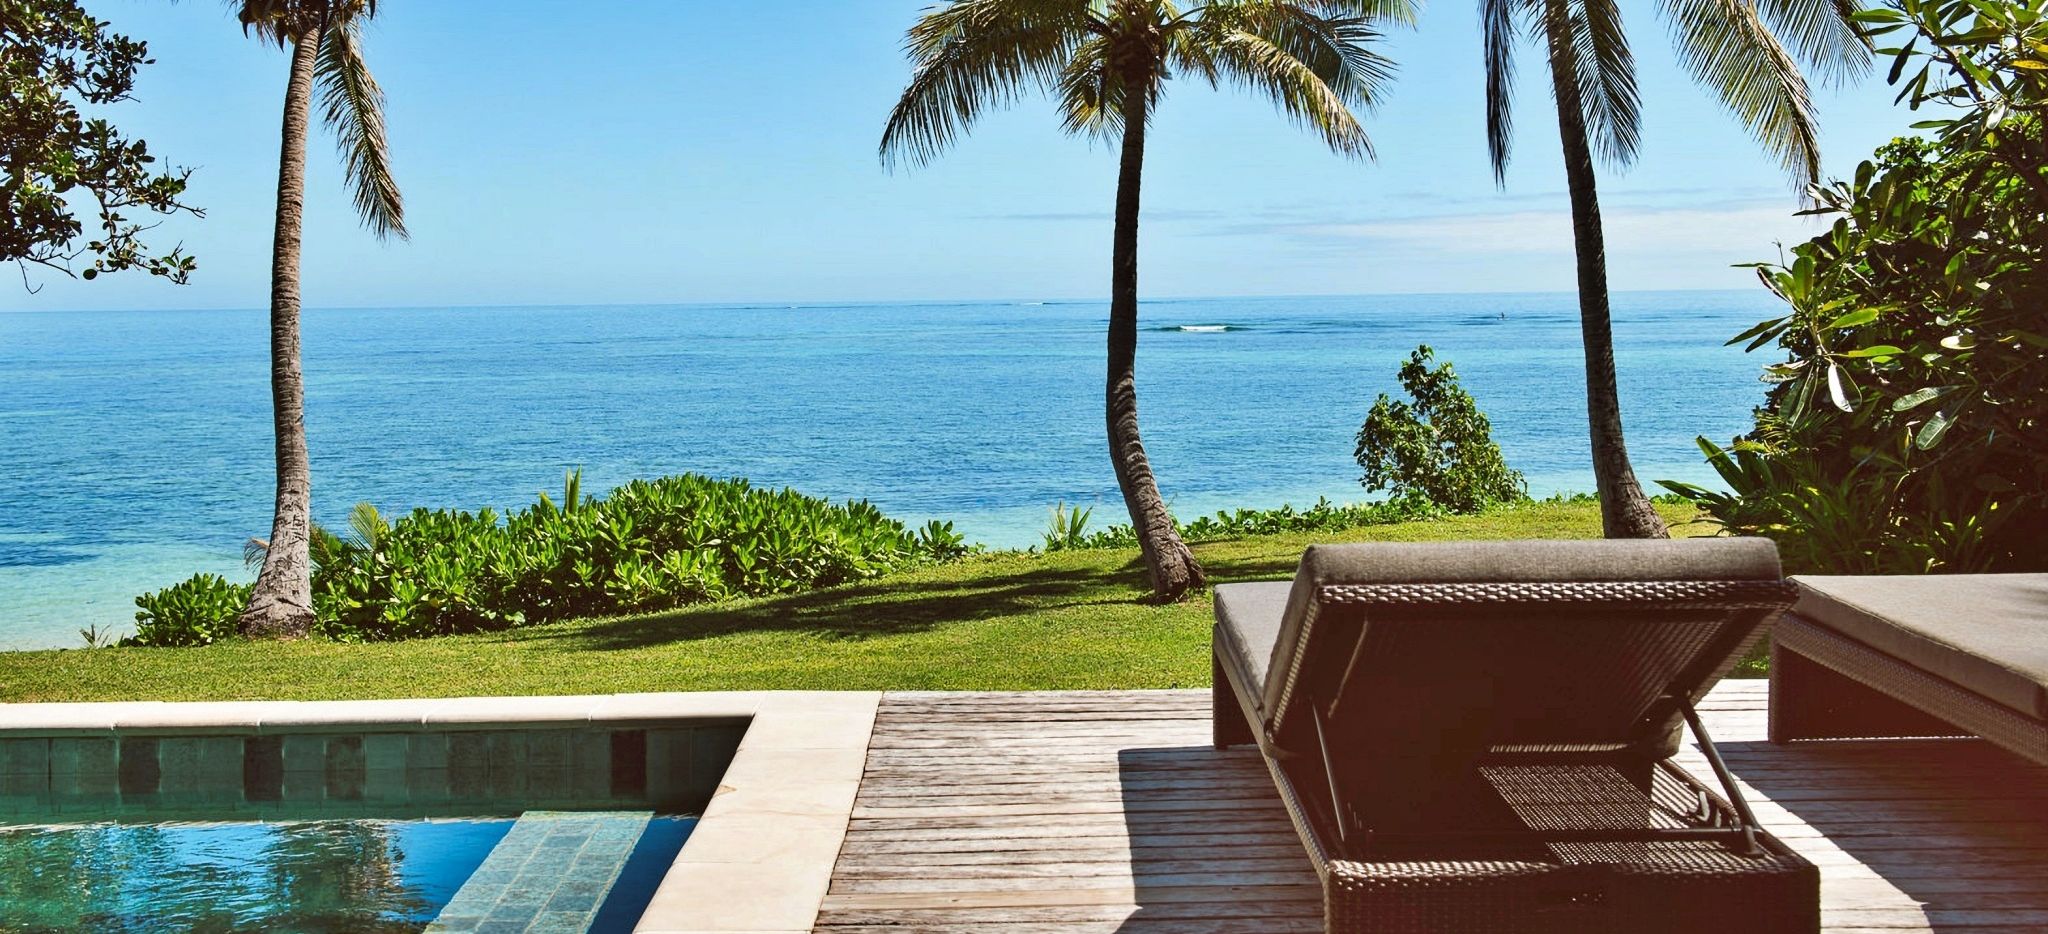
130 573 251 647
1355 345 1526 513
1048 496 1445 551
133 473 970 645
1664 0 2048 573
1041 503 1097 552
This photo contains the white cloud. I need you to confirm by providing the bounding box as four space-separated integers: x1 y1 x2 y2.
1279 201 1823 257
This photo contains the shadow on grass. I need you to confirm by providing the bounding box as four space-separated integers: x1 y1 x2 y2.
1187 543 1311 584
515 539 1317 655
530 562 1150 652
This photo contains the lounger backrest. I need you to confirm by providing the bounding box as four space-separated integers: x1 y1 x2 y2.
1261 539 1791 756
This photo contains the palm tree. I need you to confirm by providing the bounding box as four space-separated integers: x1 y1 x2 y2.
1481 0 1866 538
882 0 1405 600
234 0 405 638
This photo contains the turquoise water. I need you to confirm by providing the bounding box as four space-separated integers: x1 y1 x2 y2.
0 815 693 931
0 291 1777 649
0 818 505 931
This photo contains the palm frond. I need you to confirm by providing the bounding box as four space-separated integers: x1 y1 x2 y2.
1177 0 1397 159
1295 0 1422 27
315 15 405 239
879 0 1100 169
1199 19 1379 158
1661 0 1822 185
243 536 270 569
1573 0 1642 166
1200 1 1395 109
1755 0 1871 84
231 0 314 46
1483 0 1527 180
230 0 377 46
345 501 387 552
1056 35 1126 139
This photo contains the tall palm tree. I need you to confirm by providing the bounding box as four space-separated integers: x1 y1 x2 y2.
1481 0 1865 538
882 0 1405 600
234 0 404 638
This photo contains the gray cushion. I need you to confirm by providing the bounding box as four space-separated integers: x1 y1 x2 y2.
1794 574 2048 719
1214 582 1291 723
1264 538 1784 719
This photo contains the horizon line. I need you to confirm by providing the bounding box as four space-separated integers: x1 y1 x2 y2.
2 285 1767 316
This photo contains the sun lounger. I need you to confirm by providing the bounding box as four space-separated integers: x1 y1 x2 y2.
1213 539 1817 933
1770 573 2048 767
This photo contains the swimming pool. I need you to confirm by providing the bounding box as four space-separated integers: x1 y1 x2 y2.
0 814 695 931
0 720 740 931
0 691 878 932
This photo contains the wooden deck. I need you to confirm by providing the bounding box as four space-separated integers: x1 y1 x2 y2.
813 680 2048 933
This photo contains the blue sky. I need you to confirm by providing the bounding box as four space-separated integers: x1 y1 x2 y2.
13 0 1916 311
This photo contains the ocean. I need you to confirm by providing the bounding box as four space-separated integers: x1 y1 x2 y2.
0 291 1782 649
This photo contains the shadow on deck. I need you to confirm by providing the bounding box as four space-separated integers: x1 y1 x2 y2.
815 683 2048 933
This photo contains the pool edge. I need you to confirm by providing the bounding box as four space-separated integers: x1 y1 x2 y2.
0 690 881 934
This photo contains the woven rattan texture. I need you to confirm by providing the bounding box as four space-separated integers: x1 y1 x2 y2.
1773 613 2048 767
1269 580 1798 740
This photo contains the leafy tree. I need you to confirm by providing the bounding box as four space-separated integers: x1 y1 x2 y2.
880 0 1406 600
1666 0 2048 572
1479 0 1868 539
1355 345 1526 512
235 0 406 639
1 0 200 288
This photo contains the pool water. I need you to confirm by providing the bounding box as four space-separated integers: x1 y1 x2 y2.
0 814 693 932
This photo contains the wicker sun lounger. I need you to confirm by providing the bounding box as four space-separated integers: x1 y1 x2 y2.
1213 539 1818 933
1770 573 2048 767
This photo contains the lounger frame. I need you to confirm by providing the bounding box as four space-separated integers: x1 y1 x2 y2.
1770 611 2048 767
1216 577 1819 933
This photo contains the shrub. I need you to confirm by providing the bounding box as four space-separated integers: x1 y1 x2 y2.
1041 503 1096 552
135 473 970 645
914 520 974 562
1050 496 1446 551
130 573 250 647
1355 345 1526 513
1664 1 2048 573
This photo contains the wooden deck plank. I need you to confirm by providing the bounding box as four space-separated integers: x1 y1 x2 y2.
814 681 2048 932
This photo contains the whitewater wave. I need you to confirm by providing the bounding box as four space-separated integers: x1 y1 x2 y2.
1154 324 1241 333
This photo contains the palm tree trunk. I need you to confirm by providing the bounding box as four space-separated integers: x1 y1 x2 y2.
240 22 323 639
1109 74 1203 601
1540 3 1668 539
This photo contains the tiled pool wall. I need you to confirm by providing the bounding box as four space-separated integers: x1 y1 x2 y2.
0 721 745 823
0 692 883 933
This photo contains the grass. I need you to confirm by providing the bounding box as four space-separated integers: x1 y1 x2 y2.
0 501 1708 702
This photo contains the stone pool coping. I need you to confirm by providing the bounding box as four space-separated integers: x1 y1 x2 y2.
0 690 881 934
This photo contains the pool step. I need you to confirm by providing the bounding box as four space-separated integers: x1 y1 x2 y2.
426 810 651 933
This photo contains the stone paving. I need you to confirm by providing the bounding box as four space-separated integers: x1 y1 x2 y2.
426 810 652 933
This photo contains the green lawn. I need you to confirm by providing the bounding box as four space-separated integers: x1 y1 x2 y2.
0 501 1707 702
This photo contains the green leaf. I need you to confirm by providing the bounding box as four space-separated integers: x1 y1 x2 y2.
1890 386 1944 411
1915 410 1953 449
1975 474 2017 493
1826 308 1880 330
1842 345 1906 358
1828 363 1857 413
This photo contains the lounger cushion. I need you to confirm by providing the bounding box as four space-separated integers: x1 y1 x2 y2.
1264 539 1784 719
1794 574 2048 719
1213 581 1291 720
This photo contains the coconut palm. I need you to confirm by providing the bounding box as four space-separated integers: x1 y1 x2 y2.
235 0 405 638
882 0 1406 600
1481 0 1866 538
